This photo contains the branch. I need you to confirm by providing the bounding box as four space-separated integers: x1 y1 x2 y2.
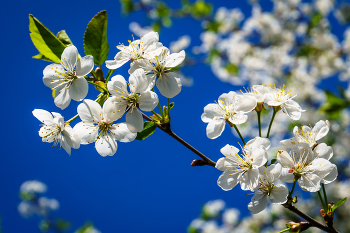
283 203 339 233
141 113 216 167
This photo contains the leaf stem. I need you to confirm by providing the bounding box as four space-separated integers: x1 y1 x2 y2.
233 124 246 145
256 110 262 137
289 179 297 199
266 108 277 138
141 113 216 167
277 229 290 233
87 81 108 93
66 114 79 123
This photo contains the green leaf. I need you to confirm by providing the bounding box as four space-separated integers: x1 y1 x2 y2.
106 69 116 82
75 222 95 233
136 121 157 140
225 63 239 75
270 159 277 164
56 30 73 46
84 11 109 66
332 197 347 212
32 53 56 62
152 21 161 33
120 0 135 14
55 219 71 231
29 15 66 63
319 90 350 119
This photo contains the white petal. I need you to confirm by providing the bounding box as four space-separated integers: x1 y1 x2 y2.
280 137 299 148
140 31 159 52
60 135 72 155
43 64 66 89
239 169 259 191
235 94 257 113
280 167 295 183
129 68 149 93
314 120 330 141
228 112 248 125
245 137 271 151
277 150 294 168
76 55 94 77
110 123 137 142
54 85 71 110
77 99 103 123
206 119 226 139
309 158 334 180
105 51 130 69
103 97 127 121
107 75 129 97
282 100 304 120
218 91 236 108
217 170 240 191
220 144 240 158
95 133 117 157
138 91 159 111
298 174 321 192
215 158 234 171
164 50 186 67
73 122 98 144
249 147 267 168
128 60 153 74
32 109 54 125
269 184 289 204
260 164 282 183
69 77 88 101
63 125 81 149
322 165 337 184
61 45 78 72
156 72 182 98
248 193 268 214
201 104 222 123
126 108 144 133
314 143 333 160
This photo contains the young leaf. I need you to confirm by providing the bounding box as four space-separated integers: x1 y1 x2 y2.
84 11 109 66
32 53 56 62
29 15 66 63
56 30 73 46
106 69 116 82
136 121 157 140
332 197 347 212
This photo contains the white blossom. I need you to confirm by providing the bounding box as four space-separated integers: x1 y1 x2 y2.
280 120 330 148
33 109 80 155
264 84 305 120
248 164 289 214
277 143 337 192
103 69 159 133
106 31 163 69
73 99 137 157
43 45 94 110
215 138 270 191
201 91 257 139
20 180 47 194
129 48 185 98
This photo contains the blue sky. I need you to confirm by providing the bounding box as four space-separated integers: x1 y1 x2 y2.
0 0 346 232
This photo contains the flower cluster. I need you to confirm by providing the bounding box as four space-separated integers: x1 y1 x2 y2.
33 31 186 157
200 85 338 214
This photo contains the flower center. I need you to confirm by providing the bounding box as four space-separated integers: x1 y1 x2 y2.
125 93 140 107
258 180 275 195
98 120 112 133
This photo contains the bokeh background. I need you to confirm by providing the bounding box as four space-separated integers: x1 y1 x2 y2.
1 0 349 232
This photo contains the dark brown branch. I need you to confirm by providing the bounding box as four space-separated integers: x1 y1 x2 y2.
141 113 216 167
283 204 339 233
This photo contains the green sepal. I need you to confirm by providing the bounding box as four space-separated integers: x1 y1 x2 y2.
95 93 108 107
56 30 73 46
52 89 56 98
136 121 157 140
29 15 66 63
84 11 109 66
332 197 347 212
169 102 175 110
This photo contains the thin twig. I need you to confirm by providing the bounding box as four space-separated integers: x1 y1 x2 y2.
141 113 216 167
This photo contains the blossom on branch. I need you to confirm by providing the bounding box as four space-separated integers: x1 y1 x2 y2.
277 143 337 192
201 91 257 139
280 120 330 148
43 45 94 110
216 138 270 191
106 31 164 69
32 109 80 155
248 164 289 214
104 69 159 133
73 99 136 157
129 48 186 98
